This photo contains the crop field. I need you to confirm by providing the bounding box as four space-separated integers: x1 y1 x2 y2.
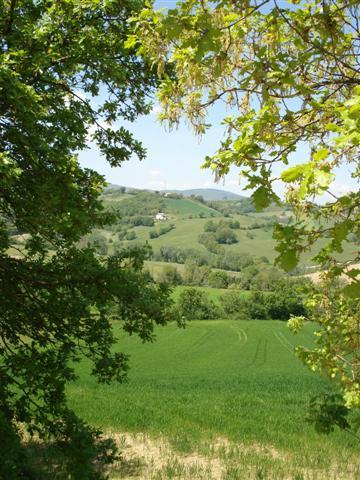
67 320 359 480
163 198 221 217
124 214 355 266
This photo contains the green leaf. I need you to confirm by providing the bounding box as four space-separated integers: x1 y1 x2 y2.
313 148 329 161
343 282 360 299
347 269 360 280
252 186 271 210
281 164 307 182
277 250 299 272
124 35 137 49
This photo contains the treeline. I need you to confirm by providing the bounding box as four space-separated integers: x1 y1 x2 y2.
102 191 165 229
153 245 268 272
207 198 292 216
149 223 175 238
172 284 307 321
154 259 299 292
207 198 257 215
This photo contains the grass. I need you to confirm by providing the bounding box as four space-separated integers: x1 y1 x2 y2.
126 211 355 266
144 260 186 278
67 320 359 479
163 198 221 217
96 191 356 269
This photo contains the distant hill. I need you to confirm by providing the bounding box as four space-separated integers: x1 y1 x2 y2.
163 188 245 201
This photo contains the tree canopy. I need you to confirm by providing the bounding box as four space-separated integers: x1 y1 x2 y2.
0 1 172 478
132 0 359 417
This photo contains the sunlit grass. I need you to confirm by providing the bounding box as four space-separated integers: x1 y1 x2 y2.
67 320 359 478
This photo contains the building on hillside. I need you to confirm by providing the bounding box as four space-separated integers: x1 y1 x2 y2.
155 212 167 221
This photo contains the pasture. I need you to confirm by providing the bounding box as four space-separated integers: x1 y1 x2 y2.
124 214 355 266
67 320 359 479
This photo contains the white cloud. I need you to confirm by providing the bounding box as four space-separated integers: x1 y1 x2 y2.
329 182 357 196
150 169 162 178
146 180 166 189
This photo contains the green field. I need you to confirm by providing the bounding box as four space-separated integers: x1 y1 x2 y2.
163 197 221 216
122 214 354 266
67 320 359 479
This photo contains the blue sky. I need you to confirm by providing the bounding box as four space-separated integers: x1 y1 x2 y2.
79 100 357 201
79 0 357 200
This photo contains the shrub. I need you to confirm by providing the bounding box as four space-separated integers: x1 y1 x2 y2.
176 288 221 320
220 291 247 318
125 231 136 240
229 220 240 229
204 220 217 232
207 270 229 289
149 230 159 239
244 291 269 319
131 215 155 227
215 227 237 244
159 265 182 285
183 261 211 285
265 288 307 320
198 233 225 254
0 412 35 479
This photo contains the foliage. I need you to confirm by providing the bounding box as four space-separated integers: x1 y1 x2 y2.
266 283 307 320
125 230 137 240
204 220 217 232
207 270 229 288
289 283 360 409
131 215 155 227
0 0 172 477
215 227 238 244
150 223 176 238
183 260 212 285
198 232 225 253
220 284 306 320
243 291 270 320
176 287 221 319
133 0 360 417
219 291 248 318
0 412 36 479
159 265 183 285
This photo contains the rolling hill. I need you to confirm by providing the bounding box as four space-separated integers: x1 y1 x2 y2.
162 188 246 201
94 188 356 277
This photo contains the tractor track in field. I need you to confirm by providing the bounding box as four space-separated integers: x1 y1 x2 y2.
273 331 294 354
243 338 268 369
229 325 248 347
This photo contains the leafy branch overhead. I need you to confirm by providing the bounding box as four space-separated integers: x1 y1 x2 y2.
0 1 171 478
132 0 359 411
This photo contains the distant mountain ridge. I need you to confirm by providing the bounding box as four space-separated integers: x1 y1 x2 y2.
163 188 246 201
105 184 246 201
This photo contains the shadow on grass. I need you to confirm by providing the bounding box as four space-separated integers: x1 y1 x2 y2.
6 438 143 480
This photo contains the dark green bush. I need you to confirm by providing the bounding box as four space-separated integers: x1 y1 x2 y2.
159 265 182 285
215 227 238 244
220 287 306 320
125 231 136 241
207 270 229 289
220 291 247 318
176 288 222 320
149 230 159 239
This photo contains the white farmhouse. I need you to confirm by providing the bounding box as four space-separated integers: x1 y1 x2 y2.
155 212 167 221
